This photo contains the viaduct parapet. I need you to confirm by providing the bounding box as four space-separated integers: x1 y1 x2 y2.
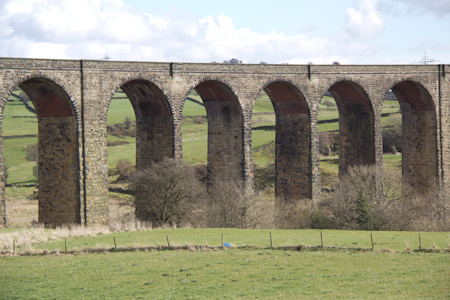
1 58 449 226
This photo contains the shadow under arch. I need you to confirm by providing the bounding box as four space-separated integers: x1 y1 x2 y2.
325 80 375 174
262 81 312 202
190 80 244 184
118 79 174 171
390 80 437 192
0 77 81 226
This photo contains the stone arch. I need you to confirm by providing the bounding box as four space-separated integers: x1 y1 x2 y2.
319 78 376 114
1 73 81 121
255 80 313 202
104 76 173 121
0 76 81 226
180 76 244 118
385 79 438 192
320 79 376 174
182 78 244 185
255 78 313 116
106 78 175 171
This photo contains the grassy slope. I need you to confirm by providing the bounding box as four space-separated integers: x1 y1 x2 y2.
1 228 449 299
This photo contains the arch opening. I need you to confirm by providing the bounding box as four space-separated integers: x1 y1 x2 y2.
106 80 174 222
181 89 207 166
1 78 80 227
1 87 38 227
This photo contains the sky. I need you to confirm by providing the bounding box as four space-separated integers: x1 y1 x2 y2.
0 0 449 64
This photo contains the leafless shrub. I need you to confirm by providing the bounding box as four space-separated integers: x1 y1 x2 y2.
107 141 130 147
107 118 136 138
131 158 206 226
194 164 207 183
405 183 450 231
193 116 205 124
207 181 273 228
275 198 317 229
116 159 135 181
319 131 339 156
382 113 402 153
322 99 335 110
24 144 38 161
319 164 412 230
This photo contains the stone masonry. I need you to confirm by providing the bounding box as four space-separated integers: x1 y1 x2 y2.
0 58 449 226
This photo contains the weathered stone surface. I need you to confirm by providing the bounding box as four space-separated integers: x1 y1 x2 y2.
0 58 448 226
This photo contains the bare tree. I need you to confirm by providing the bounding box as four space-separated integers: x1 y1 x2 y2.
319 165 410 230
223 58 243 64
322 99 335 110
207 180 272 228
131 158 206 226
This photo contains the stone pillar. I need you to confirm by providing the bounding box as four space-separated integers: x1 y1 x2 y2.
402 110 438 192
136 115 175 170
83 120 109 225
0 125 5 227
275 113 312 201
206 100 244 183
38 117 80 225
242 113 254 195
441 65 450 189
338 104 375 173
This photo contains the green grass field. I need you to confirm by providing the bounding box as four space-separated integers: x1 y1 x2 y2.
2 249 448 299
1 228 449 299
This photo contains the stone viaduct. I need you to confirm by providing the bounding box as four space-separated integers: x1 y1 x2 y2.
0 58 449 226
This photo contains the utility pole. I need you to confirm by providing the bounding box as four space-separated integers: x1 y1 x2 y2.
419 52 438 65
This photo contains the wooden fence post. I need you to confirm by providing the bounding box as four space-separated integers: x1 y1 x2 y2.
371 233 374 250
419 234 422 250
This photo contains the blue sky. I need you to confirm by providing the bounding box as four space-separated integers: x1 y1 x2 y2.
0 0 449 64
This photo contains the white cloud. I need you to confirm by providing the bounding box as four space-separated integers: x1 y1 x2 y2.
0 0 390 64
341 0 385 40
382 0 450 17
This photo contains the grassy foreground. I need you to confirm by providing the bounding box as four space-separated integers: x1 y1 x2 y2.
1 228 449 299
